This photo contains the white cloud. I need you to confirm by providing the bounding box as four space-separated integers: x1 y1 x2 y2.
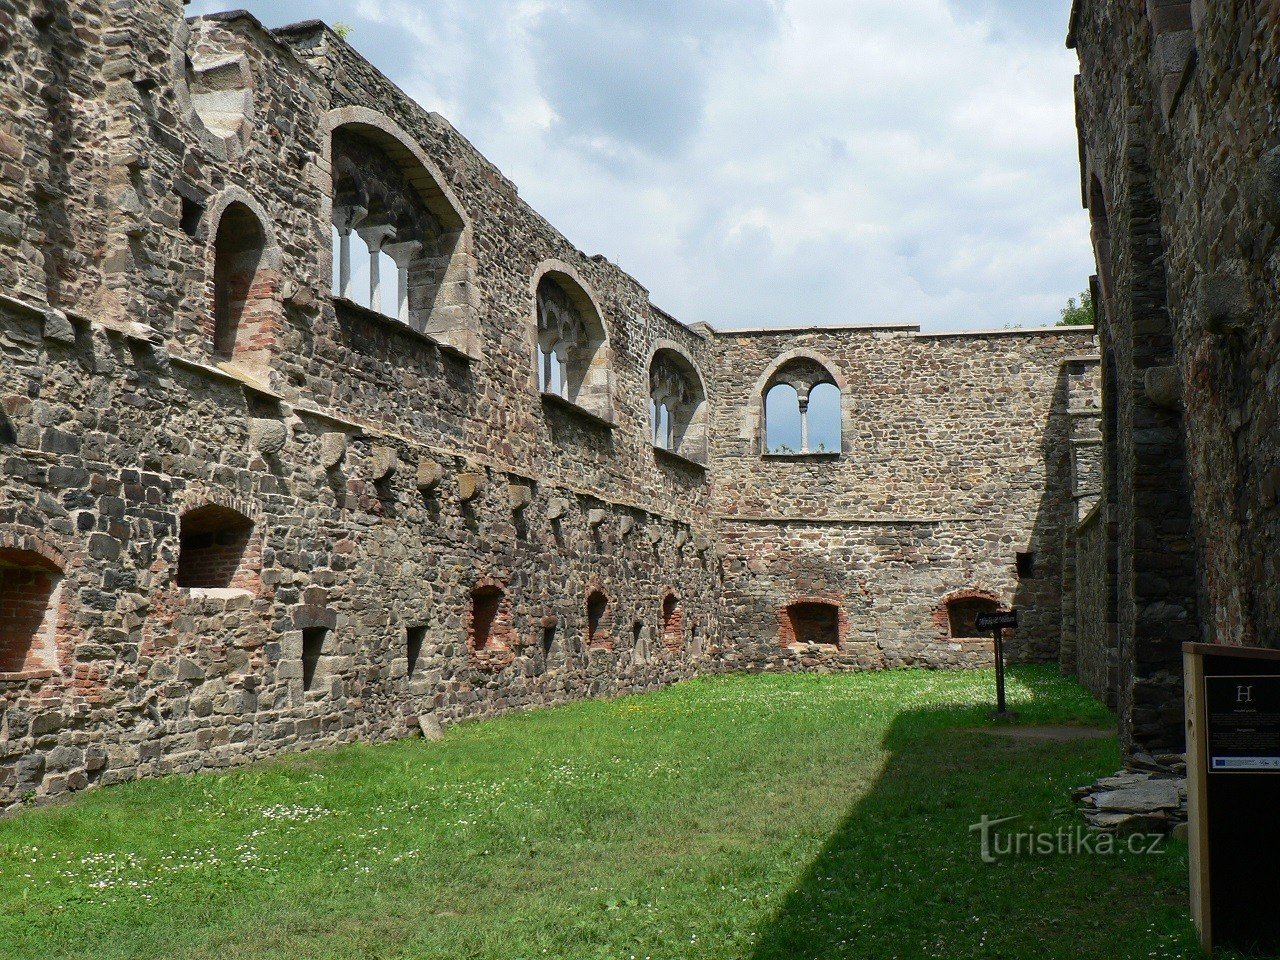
187 0 1093 331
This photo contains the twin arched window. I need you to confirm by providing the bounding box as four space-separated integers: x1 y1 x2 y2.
649 347 708 464
327 112 480 359
534 269 613 420
762 357 842 455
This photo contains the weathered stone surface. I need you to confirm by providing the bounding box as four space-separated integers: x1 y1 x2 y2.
370 445 397 480
508 483 533 512
416 457 443 491
0 2 1100 813
249 419 287 455
418 714 443 741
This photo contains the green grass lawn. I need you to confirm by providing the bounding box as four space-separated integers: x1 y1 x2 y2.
0 668 1203 959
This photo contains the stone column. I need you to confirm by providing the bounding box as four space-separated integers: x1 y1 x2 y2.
798 393 811 453
333 205 366 300
383 240 422 324
357 224 396 313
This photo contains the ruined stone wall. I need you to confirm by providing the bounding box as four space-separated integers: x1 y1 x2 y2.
0 1 1099 810
0 7 721 810
1072 504 1112 706
709 326 1097 671
1069 0 1280 753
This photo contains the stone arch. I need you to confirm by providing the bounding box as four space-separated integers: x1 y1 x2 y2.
745 349 848 455
647 341 708 464
0 533 68 677
530 260 614 422
778 598 845 649
660 589 684 651
467 577 516 669
938 588 1004 640
175 503 257 592
1087 171 1115 312
586 585 612 649
323 107 480 358
207 192 280 372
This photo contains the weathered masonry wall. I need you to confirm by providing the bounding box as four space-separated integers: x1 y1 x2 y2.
0 0 1098 809
1068 1 1280 754
710 327 1098 672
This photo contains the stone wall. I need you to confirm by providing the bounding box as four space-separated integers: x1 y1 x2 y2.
0 1 1099 810
1072 504 1112 706
1069 0 1280 753
710 326 1097 671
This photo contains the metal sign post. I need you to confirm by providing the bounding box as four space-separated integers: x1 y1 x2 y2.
975 609 1019 718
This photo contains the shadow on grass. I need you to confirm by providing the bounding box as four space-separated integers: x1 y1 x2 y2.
747 668 1199 960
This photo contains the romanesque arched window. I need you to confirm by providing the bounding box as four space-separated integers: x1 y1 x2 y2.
649 346 708 464
762 355 842 455
534 267 613 421
328 111 480 358
212 201 276 370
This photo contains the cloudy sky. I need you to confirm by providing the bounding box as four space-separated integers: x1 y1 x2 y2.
191 0 1091 332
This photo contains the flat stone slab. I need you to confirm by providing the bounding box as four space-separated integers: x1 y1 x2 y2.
974 725 1114 742
1092 780 1181 813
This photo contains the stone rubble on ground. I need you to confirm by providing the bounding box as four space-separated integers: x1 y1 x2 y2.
1073 752 1188 834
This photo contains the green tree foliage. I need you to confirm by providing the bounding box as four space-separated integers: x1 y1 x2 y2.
1059 287 1095 327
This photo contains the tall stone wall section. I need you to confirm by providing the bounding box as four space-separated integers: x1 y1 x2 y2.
0 1 1098 810
710 327 1097 672
1069 0 1280 753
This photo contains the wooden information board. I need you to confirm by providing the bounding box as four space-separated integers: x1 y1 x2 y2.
1185 642 1280 955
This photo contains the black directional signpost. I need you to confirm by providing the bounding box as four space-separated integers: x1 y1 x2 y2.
975 608 1018 718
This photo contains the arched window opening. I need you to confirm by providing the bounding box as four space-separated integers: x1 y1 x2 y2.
176 504 255 591
586 590 610 647
212 201 275 369
662 593 684 650
807 382 841 454
0 549 63 675
535 271 612 420
764 383 801 453
762 356 842 456
781 601 841 648
329 118 478 354
470 585 512 652
649 347 708 464
947 595 1002 639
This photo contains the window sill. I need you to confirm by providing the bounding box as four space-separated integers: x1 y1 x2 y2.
654 445 707 472
540 391 616 429
185 587 254 599
332 296 477 363
762 451 841 461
